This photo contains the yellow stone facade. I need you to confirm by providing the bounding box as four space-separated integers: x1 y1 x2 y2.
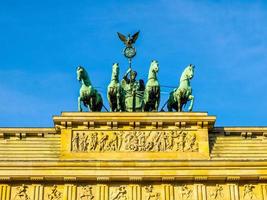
0 112 267 200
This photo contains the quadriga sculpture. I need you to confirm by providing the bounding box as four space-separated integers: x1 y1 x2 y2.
167 64 195 112
107 63 124 112
77 66 103 112
143 60 160 111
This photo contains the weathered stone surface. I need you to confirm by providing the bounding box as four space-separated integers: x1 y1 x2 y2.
0 112 267 199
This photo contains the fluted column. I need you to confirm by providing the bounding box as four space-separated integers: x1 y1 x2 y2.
229 184 239 200
33 184 44 200
97 184 109 200
262 184 267 200
163 184 174 200
0 185 11 200
129 185 141 200
64 184 77 200
194 184 207 200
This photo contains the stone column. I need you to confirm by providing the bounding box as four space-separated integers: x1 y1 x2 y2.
229 184 239 200
0 185 11 200
97 184 109 200
262 184 267 200
163 184 174 200
129 185 141 200
194 184 207 200
64 184 77 200
33 184 44 200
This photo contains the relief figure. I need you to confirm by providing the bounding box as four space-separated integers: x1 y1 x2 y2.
48 185 62 200
112 186 127 200
13 184 30 200
243 184 257 200
144 185 160 200
80 186 94 200
209 184 223 200
72 133 80 151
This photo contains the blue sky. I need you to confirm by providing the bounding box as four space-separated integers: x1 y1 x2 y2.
0 0 267 127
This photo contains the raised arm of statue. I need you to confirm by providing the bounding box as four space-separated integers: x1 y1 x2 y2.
123 68 132 84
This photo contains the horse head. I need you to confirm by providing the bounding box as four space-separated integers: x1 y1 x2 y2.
77 66 85 81
180 64 195 82
76 66 91 86
111 63 119 81
150 60 159 73
148 60 159 80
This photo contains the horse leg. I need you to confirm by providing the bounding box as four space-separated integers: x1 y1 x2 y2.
116 88 121 112
98 95 103 111
107 88 113 112
88 97 94 112
87 104 91 112
116 96 121 112
167 93 173 112
188 95 194 112
78 96 82 112
177 96 181 112
155 87 160 111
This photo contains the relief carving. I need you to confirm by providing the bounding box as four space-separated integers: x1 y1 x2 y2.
13 184 30 200
209 184 223 200
80 186 94 200
72 133 80 152
79 133 89 152
243 184 258 200
71 130 198 153
144 185 160 200
47 185 62 200
111 186 127 200
181 185 192 200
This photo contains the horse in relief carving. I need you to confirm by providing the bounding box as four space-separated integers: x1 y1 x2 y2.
77 66 103 112
107 63 124 112
167 64 195 112
143 60 160 111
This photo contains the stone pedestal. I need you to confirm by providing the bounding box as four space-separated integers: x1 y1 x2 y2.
54 112 215 161
1 112 267 199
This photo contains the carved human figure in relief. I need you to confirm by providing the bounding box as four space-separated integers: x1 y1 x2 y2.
168 130 181 150
243 184 257 200
176 132 198 152
99 133 109 151
181 185 192 200
48 185 62 200
176 132 185 151
89 132 98 151
72 133 80 151
209 184 223 200
72 130 199 153
105 132 121 151
124 131 138 151
79 132 88 152
80 186 94 200
112 186 128 200
14 184 30 200
184 133 198 152
144 185 160 200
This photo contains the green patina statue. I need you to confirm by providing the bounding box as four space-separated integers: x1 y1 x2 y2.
77 66 103 112
143 60 160 112
121 68 145 112
76 31 196 113
107 63 124 112
167 64 195 112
